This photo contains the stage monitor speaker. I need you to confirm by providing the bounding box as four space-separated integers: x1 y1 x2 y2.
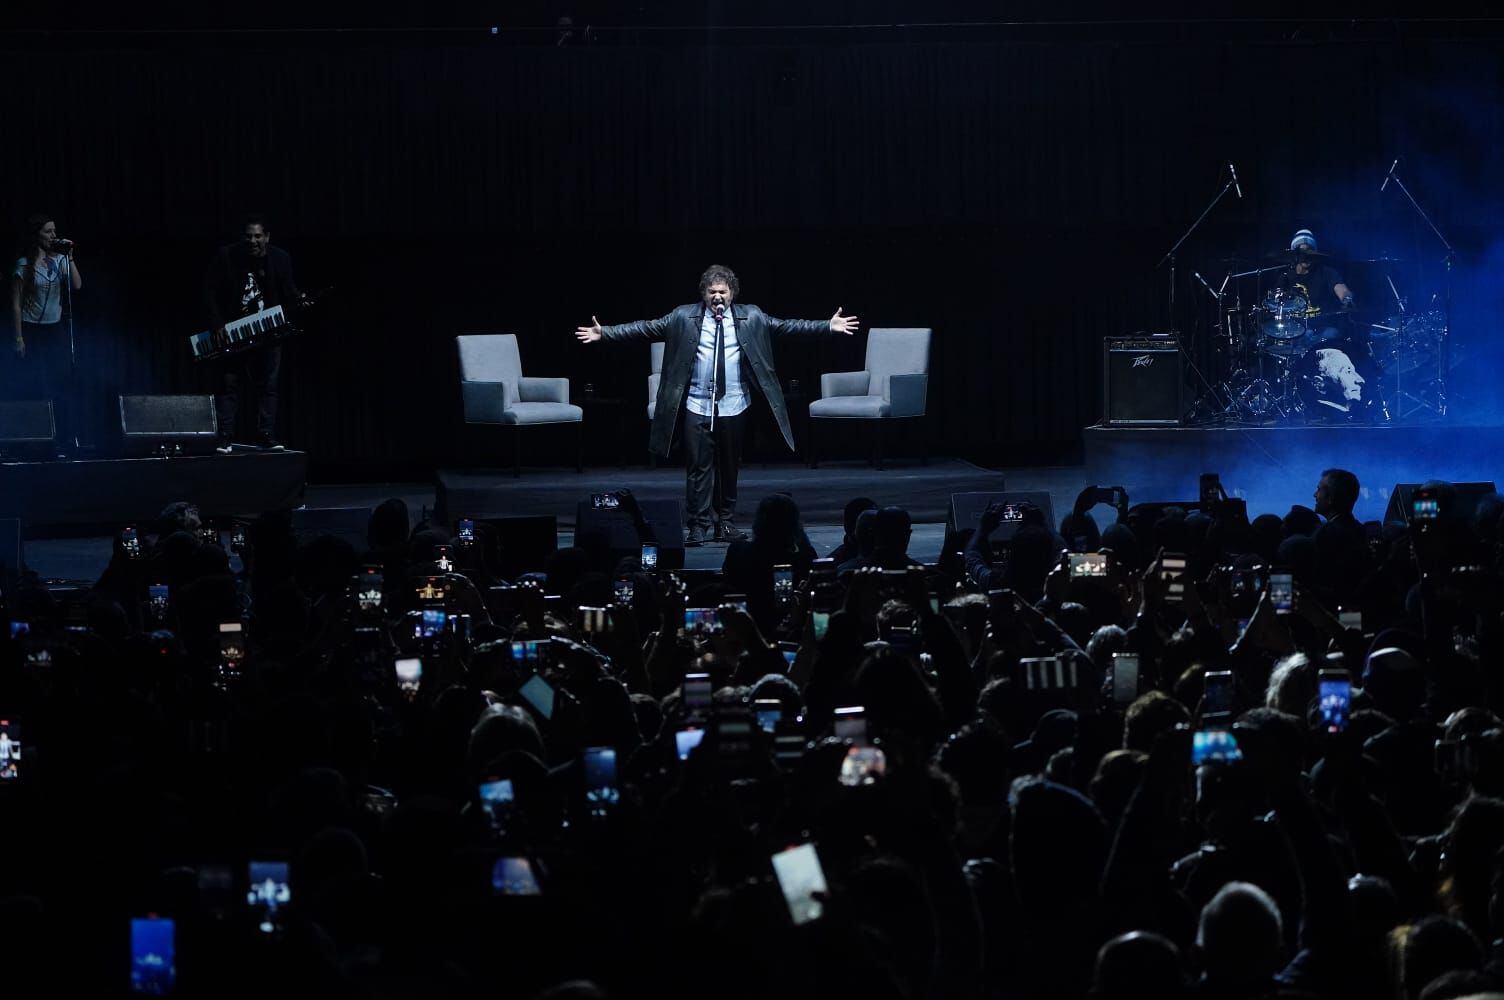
0 401 56 456
291 507 373 551
0 517 21 595
1384 482 1498 525
477 515 560 580
120 395 218 453
948 490 1055 544
1104 337 1183 426
574 498 686 570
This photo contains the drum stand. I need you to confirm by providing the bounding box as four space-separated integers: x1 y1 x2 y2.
1381 162 1453 419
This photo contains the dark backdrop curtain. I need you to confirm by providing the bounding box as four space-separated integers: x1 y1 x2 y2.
1 36 1499 477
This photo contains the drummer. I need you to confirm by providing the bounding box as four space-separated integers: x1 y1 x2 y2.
1281 229 1354 344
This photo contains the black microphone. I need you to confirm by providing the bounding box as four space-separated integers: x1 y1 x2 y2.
712 304 725 320
52 238 75 249
1227 162 1242 199
1380 158 1399 192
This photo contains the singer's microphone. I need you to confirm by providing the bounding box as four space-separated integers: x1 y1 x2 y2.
52 238 74 248
1380 158 1399 192
712 304 725 319
1227 162 1242 199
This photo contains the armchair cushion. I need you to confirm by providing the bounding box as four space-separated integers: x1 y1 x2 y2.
809 395 889 419
501 402 584 426
820 370 870 398
866 328 931 399
457 334 522 408
519 376 569 404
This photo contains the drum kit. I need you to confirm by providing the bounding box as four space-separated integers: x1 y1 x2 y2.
1190 247 1452 425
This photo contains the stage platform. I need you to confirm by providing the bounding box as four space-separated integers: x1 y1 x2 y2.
1 448 308 536
434 458 1008 527
1084 422 1504 521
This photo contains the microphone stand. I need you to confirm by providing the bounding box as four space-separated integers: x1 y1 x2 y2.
63 248 78 454
1381 164 1453 419
708 307 722 433
1156 170 1238 337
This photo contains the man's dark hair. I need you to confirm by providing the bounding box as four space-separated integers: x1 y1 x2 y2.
242 212 270 232
844 496 878 538
1321 468 1360 513
698 264 740 300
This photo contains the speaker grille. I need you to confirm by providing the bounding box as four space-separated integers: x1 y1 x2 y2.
1104 338 1183 425
0 401 56 443
119 395 218 440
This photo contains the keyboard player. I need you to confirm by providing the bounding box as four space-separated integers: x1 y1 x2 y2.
204 213 303 452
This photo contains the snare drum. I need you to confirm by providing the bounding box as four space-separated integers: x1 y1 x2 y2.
1256 288 1312 357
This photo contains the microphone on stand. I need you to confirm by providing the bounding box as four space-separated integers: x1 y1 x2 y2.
1227 162 1242 199
1380 158 1399 192
52 238 75 251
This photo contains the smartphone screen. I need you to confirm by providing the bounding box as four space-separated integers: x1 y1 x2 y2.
519 674 555 720
478 778 515 834
219 621 245 661
394 657 422 696
754 698 783 733
356 569 384 614
1069 552 1109 578
591 493 620 509
1338 609 1363 631
415 576 448 604
130 916 176 995
675 726 705 760
247 860 291 934
833 706 867 742
772 843 828 925
511 639 544 669
1191 728 1243 765
779 645 798 670
839 745 887 787
148 583 169 617
773 565 794 601
416 609 448 639
1412 496 1440 521
614 577 635 605
491 856 543 896
683 673 713 715
434 545 454 573
1111 653 1140 704
121 526 142 560
457 518 476 544
1203 670 1235 717
1160 555 1187 604
1269 572 1295 615
1019 656 1077 690
0 719 20 781
582 746 620 819
683 608 720 635
579 606 611 633
640 543 658 570
811 611 831 641
1318 670 1351 733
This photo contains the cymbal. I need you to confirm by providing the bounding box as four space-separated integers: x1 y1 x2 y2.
1349 256 1406 264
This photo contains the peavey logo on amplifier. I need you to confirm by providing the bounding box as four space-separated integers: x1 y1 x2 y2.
1132 355 1154 369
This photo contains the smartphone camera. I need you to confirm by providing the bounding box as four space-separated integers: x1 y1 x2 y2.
130 915 176 995
591 492 621 510
1318 669 1351 734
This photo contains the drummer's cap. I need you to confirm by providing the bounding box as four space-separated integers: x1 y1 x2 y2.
1290 229 1319 253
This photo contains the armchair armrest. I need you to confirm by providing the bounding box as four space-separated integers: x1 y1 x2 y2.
820 370 870 399
461 380 510 424
518 376 570 404
885 372 928 418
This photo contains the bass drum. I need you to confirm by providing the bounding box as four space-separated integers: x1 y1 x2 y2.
1291 343 1368 421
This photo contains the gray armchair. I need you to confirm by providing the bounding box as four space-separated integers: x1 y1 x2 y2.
808 327 931 469
457 334 583 477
